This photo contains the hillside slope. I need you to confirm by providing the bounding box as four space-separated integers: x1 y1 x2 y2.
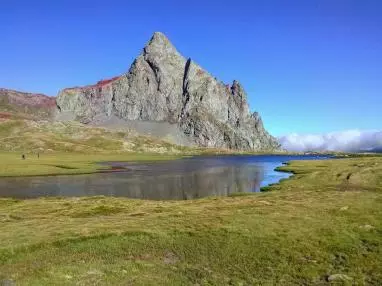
0 88 56 120
0 119 192 154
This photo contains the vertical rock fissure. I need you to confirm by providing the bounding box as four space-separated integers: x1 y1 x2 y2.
145 58 161 91
180 58 192 119
183 58 191 91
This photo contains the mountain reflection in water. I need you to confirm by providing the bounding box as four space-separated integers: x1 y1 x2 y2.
0 155 328 200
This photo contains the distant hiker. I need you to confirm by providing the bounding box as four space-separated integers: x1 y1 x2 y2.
22 154 25 160
37 153 40 159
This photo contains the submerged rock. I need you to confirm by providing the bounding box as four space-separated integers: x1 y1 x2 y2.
56 32 280 151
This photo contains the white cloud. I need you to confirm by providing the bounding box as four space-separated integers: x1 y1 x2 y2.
278 130 382 152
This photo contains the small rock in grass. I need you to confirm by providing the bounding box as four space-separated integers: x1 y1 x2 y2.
359 225 375 231
163 251 179 265
340 206 349 211
0 280 15 286
327 274 352 282
87 269 104 276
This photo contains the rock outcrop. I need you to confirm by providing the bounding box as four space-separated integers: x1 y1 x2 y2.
56 32 280 151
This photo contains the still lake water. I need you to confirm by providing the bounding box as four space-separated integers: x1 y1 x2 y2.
0 155 328 200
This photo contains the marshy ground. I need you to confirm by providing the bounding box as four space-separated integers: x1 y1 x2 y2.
0 156 381 285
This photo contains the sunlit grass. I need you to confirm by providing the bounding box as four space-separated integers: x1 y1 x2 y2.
0 152 182 177
0 157 381 284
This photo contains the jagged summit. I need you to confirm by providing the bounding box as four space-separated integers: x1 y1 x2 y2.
148 32 173 46
56 32 280 151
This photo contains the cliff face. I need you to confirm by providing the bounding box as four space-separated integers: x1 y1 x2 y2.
56 32 280 151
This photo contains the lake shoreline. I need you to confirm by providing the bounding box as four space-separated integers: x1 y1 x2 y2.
0 152 330 178
0 155 327 199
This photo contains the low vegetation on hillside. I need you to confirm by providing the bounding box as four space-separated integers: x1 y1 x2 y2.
0 157 381 285
0 89 56 119
0 119 194 154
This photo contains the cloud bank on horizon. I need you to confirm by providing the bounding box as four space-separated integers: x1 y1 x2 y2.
279 130 382 152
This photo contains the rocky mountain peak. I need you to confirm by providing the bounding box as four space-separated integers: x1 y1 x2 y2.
148 32 172 47
56 32 280 151
143 32 183 60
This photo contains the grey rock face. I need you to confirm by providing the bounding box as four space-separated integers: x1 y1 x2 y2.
56 32 280 151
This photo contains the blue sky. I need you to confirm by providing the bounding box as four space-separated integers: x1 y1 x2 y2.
1 0 381 136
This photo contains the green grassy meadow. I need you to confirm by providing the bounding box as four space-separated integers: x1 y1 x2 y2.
0 157 381 285
0 152 182 177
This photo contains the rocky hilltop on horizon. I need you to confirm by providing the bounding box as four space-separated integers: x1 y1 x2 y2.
56 32 279 151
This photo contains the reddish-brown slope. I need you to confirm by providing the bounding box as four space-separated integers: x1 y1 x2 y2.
62 76 121 92
0 88 56 119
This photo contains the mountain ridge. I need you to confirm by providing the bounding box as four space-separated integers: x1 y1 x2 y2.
0 88 56 119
